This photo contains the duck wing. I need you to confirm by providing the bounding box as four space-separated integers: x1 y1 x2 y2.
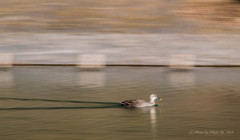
121 99 145 107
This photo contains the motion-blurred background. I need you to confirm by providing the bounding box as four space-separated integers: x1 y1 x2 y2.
0 1 240 140
0 0 240 66
0 0 240 33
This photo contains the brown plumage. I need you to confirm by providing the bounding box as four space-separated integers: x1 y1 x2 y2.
121 99 146 107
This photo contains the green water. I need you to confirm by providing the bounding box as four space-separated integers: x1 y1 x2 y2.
0 67 239 140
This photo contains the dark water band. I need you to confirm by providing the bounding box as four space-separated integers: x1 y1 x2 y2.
0 97 120 105
0 105 123 110
0 97 124 110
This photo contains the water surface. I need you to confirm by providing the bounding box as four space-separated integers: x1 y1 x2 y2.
0 67 239 140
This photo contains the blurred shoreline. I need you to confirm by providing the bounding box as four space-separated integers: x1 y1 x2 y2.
1 33 240 66
0 0 240 66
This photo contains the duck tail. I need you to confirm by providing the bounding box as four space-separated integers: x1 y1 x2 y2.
121 101 126 106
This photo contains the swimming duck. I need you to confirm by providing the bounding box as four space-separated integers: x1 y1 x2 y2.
121 94 162 107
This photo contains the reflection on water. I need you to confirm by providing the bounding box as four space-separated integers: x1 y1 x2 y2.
150 107 157 138
78 71 105 88
0 69 13 88
0 67 239 140
168 70 195 89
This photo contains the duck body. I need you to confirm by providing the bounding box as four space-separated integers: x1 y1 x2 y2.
121 99 155 107
121 94 162 108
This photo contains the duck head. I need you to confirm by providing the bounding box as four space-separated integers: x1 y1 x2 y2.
150 94 162 103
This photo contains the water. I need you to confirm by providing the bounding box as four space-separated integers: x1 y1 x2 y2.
0 66 239 140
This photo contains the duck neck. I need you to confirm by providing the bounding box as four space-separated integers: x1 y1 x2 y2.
150 98 155 104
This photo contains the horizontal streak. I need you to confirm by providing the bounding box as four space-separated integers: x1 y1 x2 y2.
8 63 240 67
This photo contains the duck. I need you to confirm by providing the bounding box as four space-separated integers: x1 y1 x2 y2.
121 94 162 108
